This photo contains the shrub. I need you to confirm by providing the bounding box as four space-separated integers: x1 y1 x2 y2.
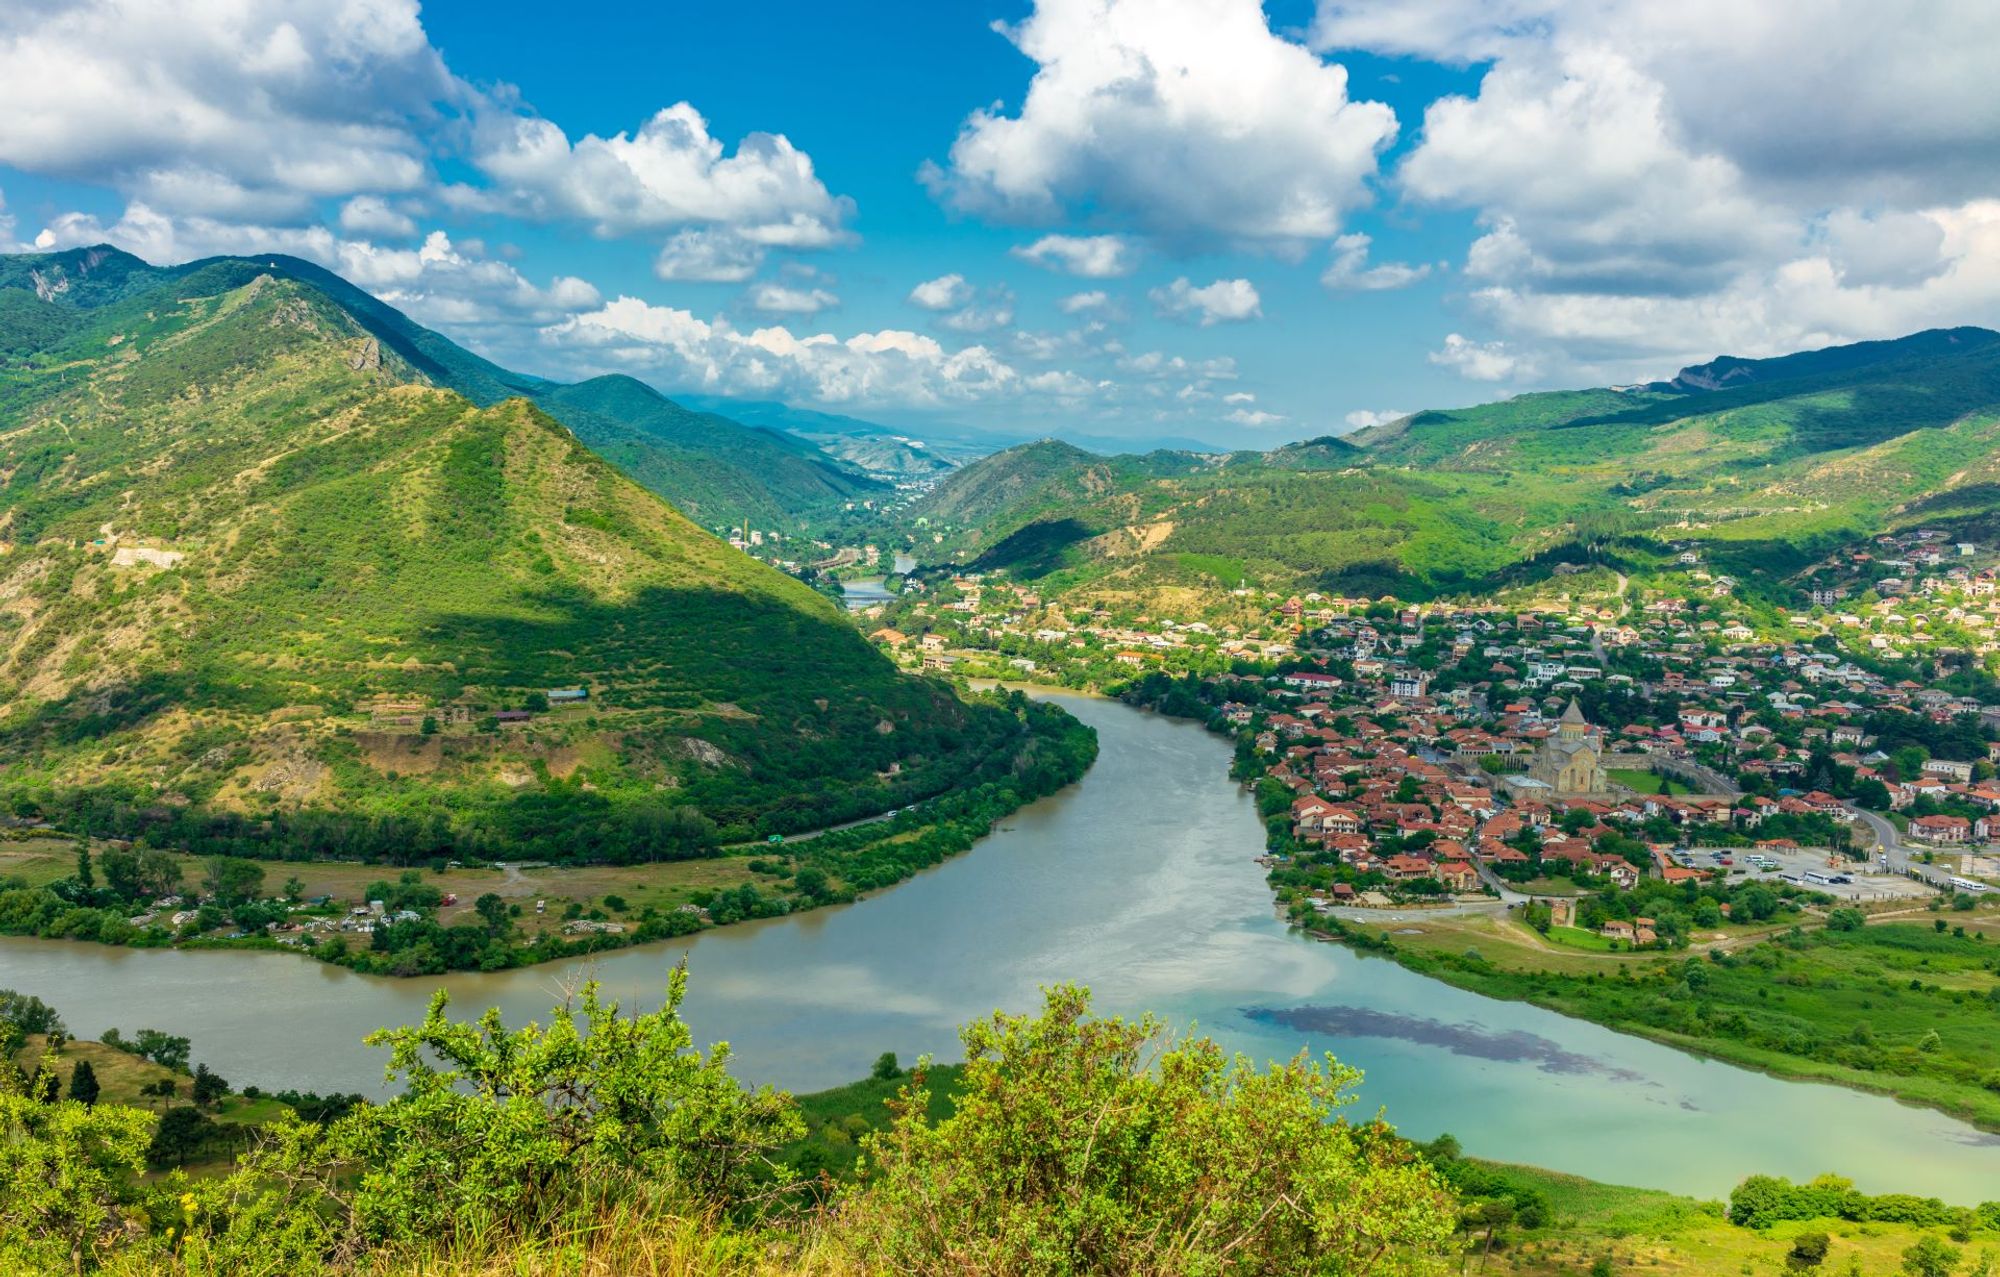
839 984 1457 1273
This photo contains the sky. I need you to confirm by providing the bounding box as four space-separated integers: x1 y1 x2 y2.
3 0 2000 449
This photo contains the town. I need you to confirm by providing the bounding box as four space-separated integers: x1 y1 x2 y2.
848 525 2000 946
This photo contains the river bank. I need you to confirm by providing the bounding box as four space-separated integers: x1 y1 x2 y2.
0 692 1097 979
8 692 2000 1201
1106 671 2000 1135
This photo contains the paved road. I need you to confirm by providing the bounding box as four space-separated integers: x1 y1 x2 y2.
724 806 905 851
1845 804 1955 890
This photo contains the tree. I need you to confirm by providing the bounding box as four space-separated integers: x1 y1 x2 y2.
191 1062 229 1107
128 1029 192 1073
0 990 66 1038
202 856 264 905
870 1051 901 1081
793 866 831 903
283 876 306 903
1904 1235 1961 1277
473 892 510 936
1789 1230 1831 1271
74 844 93 890
66 1060 100 1107
1827 908 1866 932
147 1104 213 1170
100 846 182 902
842 984 1457 1273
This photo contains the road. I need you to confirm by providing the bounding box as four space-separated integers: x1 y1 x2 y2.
1845 804 1955 890
723 805 905 851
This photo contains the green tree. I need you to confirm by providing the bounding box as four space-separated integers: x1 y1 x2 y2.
793 865 832 902
191 1062 228 1107
147 1104 213 1170
473 892 510 936
1904 1234 1962 1277
843 984 1457 1273
202 856 264 905
74 844 92 890
1789 1230 1831 1271
66 1059 99 1107
871 1051 901 1081
0 990 66 1037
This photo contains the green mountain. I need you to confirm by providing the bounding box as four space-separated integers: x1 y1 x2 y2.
898 329 2000 599
0 250 1034 850
0 245 884 528
535 375 885 527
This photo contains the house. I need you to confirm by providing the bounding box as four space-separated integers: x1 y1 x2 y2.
1381 854 1435 881
1910 814 1972 843
1435 860 1479 891
1922 758 1976 783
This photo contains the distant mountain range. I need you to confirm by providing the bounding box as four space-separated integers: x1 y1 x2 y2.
0 245 1024 835
897 327 2000 599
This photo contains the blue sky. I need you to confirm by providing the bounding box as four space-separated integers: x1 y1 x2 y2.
4 1 1999 448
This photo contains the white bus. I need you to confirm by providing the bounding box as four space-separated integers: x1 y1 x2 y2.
1949 876 1992 894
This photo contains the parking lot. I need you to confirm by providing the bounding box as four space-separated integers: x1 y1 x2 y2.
1681 845 1934 901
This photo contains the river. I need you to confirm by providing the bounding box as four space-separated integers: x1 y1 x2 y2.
839 553 916 610
4 691 1998 1201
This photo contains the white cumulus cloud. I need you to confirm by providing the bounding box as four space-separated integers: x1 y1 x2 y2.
1150 277 1262 325
338 195 417 239
908 274 974 310
463 102 851 246
1316 0 2000 378
930 0 1397 251
1320 233 1431 290
1012 233 1136 278
540 297 1109 412
1342 407 1407 429
1428 333 1532 382
745 280 838 316
654 228 767 282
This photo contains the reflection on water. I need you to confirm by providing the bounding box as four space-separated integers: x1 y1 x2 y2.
1247 1005 1651 1083
6 691 2000 1201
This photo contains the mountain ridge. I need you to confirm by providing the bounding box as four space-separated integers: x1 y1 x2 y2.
1 244 878 528
0 256 1028 845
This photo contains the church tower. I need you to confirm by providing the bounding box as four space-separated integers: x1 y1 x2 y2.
1557 697 1590 743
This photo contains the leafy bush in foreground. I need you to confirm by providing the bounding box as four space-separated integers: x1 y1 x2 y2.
0 976 1458 1276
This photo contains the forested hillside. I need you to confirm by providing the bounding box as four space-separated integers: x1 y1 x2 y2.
0 251 1036 851
895 328 2000 601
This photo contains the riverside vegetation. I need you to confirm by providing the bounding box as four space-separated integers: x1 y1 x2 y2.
8 978 2000 1276
0 691 1096 976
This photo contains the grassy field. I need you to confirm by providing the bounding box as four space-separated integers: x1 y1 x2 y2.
1327 904 2000 1129
0 834 773 940
1484 1162 1999 1276
9 1034 279 1125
